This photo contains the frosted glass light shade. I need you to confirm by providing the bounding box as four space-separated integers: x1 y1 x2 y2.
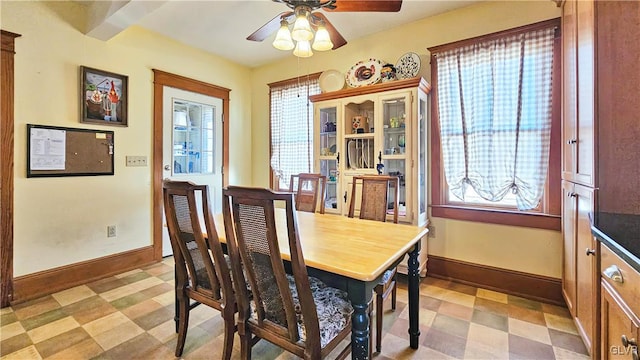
312 26 333 51
293 40 313 58
291 13 313 41
272 22 294 50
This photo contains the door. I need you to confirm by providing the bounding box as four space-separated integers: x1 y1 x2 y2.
162 86 223 256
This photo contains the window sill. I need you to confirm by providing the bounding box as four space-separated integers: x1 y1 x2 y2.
430 205 561 231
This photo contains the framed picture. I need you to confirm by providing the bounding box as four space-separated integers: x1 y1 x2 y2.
80 66 128 126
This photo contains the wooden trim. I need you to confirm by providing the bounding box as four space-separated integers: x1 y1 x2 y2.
268 71 322 88
1 30 21 308
309 77 430 103
11 247 155 304
152 69 230 261
431 205 561 230
427 255 565 306
428 18 561 54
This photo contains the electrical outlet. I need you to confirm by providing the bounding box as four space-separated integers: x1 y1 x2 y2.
427 224 435 238
126 156 148 167
107 225 117 237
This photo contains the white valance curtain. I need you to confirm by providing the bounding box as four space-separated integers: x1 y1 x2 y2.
270 78 320 189
436 27 555 210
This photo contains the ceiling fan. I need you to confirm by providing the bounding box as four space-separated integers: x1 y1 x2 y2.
247 0 403 53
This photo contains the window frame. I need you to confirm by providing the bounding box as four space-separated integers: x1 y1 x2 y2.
268 73 322 191
428 18 561 230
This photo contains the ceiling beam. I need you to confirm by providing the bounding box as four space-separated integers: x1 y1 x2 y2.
84 0 168 41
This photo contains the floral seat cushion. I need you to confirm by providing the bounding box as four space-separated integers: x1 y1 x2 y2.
251 274 353 348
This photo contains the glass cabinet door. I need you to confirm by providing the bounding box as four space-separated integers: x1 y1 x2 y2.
380 93 411 221
172 100 214 175
317 104 340 213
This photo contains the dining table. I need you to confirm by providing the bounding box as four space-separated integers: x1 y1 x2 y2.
207 209 428 360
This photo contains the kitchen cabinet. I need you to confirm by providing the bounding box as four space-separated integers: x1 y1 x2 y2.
310 77 431 275
562 180 596 353
562 0 640 356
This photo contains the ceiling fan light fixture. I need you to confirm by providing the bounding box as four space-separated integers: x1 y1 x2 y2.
291 7 313 41
293 40 313 58
312 25 333 51
272 20 295 50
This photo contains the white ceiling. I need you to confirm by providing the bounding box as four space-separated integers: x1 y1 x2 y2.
82 0 479 68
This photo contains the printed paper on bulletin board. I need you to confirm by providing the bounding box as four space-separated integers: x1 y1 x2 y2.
27 124 114 177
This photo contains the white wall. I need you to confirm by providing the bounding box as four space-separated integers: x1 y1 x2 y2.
250 1 563 278
3 1 253 276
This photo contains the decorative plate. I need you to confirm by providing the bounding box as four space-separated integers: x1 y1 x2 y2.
395 52 421 79
319 69 345 93
345 59 385 87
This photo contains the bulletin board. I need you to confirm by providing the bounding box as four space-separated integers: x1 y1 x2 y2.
27 124 114 177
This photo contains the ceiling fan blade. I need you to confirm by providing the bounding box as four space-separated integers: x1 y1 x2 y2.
313 12 347 50
327 0 402 12
246 11 294 41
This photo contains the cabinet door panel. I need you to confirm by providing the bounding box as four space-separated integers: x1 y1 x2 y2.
562 180 576 314
574 184 595 351
562 0 577 181
574 0 595 186
601 282 640 360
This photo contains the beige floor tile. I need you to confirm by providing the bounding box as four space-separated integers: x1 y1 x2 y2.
152 291 175 307
0 307 13 315
148 319 178 344
51 285 96 307
92 320 145 350
442 290 476 308
99 277 163 302
398 307 436 328
1 322 25 341
544 313 579 335
476 288 509 304
466 323 509 358
26 316 80 344
82 312 131 337
508 318 552 345
552 346 591 359
120 298 163 320
381 333 455 360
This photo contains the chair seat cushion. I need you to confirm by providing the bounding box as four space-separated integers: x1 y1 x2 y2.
290 275 353 348
251 275 353 348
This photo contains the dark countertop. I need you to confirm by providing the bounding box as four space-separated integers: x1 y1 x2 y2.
591 212 640 273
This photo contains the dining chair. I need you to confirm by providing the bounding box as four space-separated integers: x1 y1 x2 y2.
348 175 400 354
289 173 327 214
163 180 236 359
222 186 353 360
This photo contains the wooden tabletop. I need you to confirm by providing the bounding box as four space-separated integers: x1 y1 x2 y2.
213 209 428 282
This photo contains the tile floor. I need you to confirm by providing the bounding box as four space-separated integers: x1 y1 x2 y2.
1 258 590 359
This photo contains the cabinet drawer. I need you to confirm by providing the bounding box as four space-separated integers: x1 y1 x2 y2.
600 243 640 317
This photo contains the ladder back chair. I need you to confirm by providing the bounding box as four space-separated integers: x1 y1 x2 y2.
348 175 400 354
163 180 236 359
289 173 327 214
222 186 353 360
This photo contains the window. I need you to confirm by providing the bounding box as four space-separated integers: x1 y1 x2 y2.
269 73 321 190
428 19 561 230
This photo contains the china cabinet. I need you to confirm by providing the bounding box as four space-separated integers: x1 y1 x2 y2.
310 77 431 275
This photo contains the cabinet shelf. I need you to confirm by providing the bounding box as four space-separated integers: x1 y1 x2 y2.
344 133 374 139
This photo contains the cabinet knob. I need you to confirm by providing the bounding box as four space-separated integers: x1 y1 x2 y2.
567 192 577 198
603 265 624 283
164 165 171 171
585 248 596 256
566 139 577 145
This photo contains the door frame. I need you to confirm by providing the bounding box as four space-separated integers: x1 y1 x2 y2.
152 70 230 260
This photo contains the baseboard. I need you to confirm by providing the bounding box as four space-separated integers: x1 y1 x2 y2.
427 255 565 306
12 246 156 304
